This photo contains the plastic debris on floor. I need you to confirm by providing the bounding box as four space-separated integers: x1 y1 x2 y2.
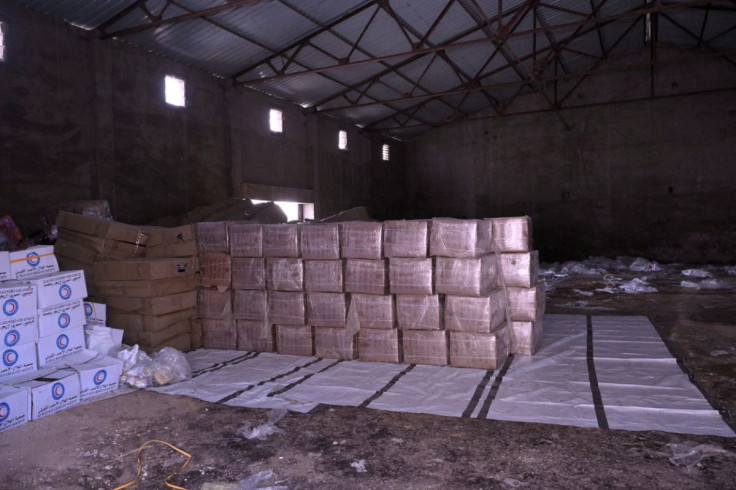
149 314 735 437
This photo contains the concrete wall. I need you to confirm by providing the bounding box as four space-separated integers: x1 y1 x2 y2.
0 3 403 234
407 51 736 263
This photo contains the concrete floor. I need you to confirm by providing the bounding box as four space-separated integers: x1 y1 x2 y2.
1 270 735 489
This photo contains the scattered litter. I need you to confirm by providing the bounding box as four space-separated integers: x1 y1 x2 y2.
502 477 529 487
391 438 404 444
664 442 733 468
116 345 191 388
236 409 288 441
594 287 617 294
572 289 594 296
350 460 367 473
680 281 700 289
710 350 730 357
698 279 734 290
628 257 661 272
682 269 714 278
619 278 657 294
726 266 736 276
559 261 606 276
201 469 289 490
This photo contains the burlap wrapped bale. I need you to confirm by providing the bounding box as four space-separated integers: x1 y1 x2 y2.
314 327 358 360
263 224 300 257
304 260 343 293
341 222 383 259
301 224 340 260
449 323 510 369
507 283 546 321
199 252 231 290
236 321 275 352
383 220 428 258
228 223 263 257
232 289 267 320
490 216 532 252
402 330 448 366
429 218 492 258
510 320 543 355
344 259 388 295
196 222 229 253
197 289 233 320
307 292 348 327
497 251 539 288
359 328 402 363
268 291 306 325
435 255 496 296
267 258 304 291
396 294 444 330
202 318 236 349
444 290 506 333
389 258 433 295
276 325 314 356
231 257 266 290
350 293 396 330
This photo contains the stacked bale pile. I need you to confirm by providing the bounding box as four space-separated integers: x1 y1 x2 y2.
196 222 235 350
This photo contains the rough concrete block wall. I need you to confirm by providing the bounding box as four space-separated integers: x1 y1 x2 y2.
407 52 736 263
0 3 405 233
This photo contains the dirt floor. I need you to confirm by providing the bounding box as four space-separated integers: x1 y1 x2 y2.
1 270 736 489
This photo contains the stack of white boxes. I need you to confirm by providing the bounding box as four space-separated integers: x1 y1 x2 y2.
0 245 123 434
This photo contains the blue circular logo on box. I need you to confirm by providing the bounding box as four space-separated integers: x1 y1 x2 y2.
4 330 20 347
52 382 65 400
58 313 71 329
56 334 69 350
3 299 19 317
26 252 41 267
58 284 72 300
0 402 9 422
84 303 93 317
2 349 18 367
93 369 107 386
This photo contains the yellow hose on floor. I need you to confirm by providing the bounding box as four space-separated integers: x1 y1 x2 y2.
113 439 192 490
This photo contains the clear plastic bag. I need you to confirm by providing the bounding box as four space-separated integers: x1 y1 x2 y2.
116 345 191 388
236 409 288 440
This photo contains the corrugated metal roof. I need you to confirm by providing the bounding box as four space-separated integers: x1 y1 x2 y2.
15 0 133 30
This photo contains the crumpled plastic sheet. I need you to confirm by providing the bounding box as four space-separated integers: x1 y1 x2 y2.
201 469 288 490
236 409 288 440
682 268 714 278
681 279 735 290
664 442 734 468
619 277 657 294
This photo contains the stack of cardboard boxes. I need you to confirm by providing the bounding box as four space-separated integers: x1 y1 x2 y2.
0 247 122 434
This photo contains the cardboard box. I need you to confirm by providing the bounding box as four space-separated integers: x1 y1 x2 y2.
198 289 232 320
94 257 196 281
190 318 203 350
56 230 145 260
28 270 88 308
10 245 59 280
232 290 267 320
1 317 37 347
147 224 195 246
304 260 343 293
232 258 266 290
508 283 546 321
103 290 196 316
358 329 402 363
228 223 263 257
199 252 232 290
267 258 303 292
307 293 347 328
429 218 492 258
0 283 37 331
146 241 198 258
123 318 192 347
94 275 196 298
444 291 506 333
396 294 444 330
0 343 38 381
0 385 30 433
268 291 306 325
68 354 123 400
490 216 532 252
351 293 396 330
301 224 340 260
201 319 237 350
0 251 9 281
38 298 85 337
389 258 433 295
383 220 428 258
236 321 275 352
55 256 95 283
340 222 383 259
402 330 448 366
449 325 510 370
498 251 539 288
195 222 229 253
263 224 300 258
83 301 106 325
145 332 191 353
37 327 85 367
54 238 97 264
510 320 543 356
57 211 149 246
10 368 80 420
276 325 313 357
435 256 496 297
314 327 357 360
108 308 197 332
344 259 388 295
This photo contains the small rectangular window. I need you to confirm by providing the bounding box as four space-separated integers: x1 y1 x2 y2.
165 75 185 107
338 130 348 151
269 109 283 133
0 22 5 61
382 143 390 162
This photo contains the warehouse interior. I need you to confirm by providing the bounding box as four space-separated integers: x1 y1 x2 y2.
1 0 736 488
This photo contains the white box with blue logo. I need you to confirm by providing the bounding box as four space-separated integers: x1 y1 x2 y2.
10 368 80 420
38 299 85 338
83 300 106 326
9 245 59 280
0 385 31 433
68 354 123 399
37 327 85 367
0 284 37 335
27 270 87 308
0 251 9 281
0 342 38 381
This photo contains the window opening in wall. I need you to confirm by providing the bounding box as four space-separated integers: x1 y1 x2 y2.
269 109 283 133
645 13 652 44
165 75 186 107
338 130 348 151
251 200 314 222
382 143 390 162
0 22 5 61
